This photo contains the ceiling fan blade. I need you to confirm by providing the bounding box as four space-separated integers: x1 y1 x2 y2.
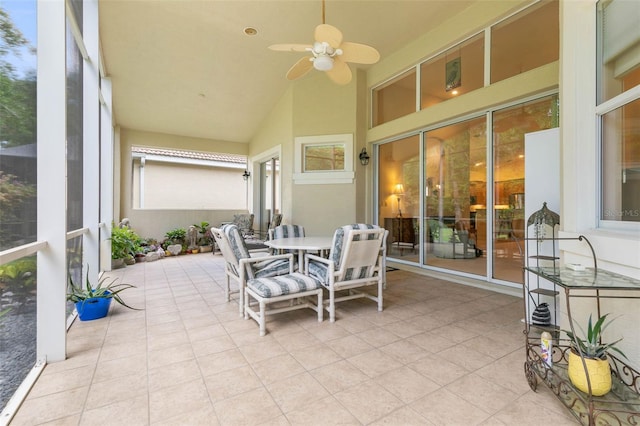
286 57 314 80
269 43 312 53
326 60 352 85
315 24 343 48
340 42 380 64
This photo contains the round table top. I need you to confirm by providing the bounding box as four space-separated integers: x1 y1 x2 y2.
263 236 333 251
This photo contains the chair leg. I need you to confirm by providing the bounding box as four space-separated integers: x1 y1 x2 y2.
244 288 249 320
377 279 384 312
259 300 266 337
225 275 230 302
329 288 336 323
238 282 244 316
317 290 323 322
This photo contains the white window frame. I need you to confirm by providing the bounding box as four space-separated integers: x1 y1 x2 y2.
293 133 354 184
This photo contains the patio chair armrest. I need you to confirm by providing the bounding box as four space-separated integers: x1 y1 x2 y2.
240 253 295 274
240 252 293 265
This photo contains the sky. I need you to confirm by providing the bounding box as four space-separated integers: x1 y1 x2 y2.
0 0 37 78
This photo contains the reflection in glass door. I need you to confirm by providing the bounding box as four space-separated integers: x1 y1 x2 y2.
257 158 280 238
375 95 558 285
491 95 558 283
377 136 420 261
424 117 487 277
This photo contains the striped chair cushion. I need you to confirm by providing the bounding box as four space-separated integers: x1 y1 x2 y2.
308 224 381 284
222 224 289 280
248 273 321 298
273 224 305 239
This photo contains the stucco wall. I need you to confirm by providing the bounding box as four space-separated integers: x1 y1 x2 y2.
117 128 250 240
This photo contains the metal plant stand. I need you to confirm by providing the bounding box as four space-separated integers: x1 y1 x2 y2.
522 203 640 425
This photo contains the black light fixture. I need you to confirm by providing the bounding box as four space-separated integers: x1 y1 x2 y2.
242 170 251 180
359 147 370 166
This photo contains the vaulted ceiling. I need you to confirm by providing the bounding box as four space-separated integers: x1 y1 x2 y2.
98 0 479 144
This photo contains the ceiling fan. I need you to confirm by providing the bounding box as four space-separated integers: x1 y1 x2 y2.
268 0 380 85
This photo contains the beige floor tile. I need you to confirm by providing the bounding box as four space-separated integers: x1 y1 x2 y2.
151 406 219 426
84 373 148 410
409 388 492 425
490 390 579 425
324 334 374 359
289 343 342 370
408 353 470 386
356 327 402 347
191 333 237 357
27 365 94 398
380 338 431 364
146 329 190 352
441 341 498 370
213 387 282 425
266 371 330 413
310 359 369 393
406 330 458 353
374 365 441 403
196 348 249 377
148 378 213 424
91 353 147 384
237 338 287 364
10 387 88 425
9 255 572 426
347 348 404 378
368 406 435 426
446 373 520 414
273 329 321 352
147 342 195 369
148 358 202 392
250 353 306 385
80 394 149 425
203 364 263 403
285 395 360 425
334 379 404 424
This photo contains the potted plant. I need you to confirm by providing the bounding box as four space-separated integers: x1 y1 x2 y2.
67 265 139 321
194 221 213 253
164 227 186 255
110 225 138 268
564 313 626 396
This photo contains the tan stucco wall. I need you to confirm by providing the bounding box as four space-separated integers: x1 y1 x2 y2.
117 128 250 240
249 70 369 236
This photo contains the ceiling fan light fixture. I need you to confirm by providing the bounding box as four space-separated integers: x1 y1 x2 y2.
313 55 334 71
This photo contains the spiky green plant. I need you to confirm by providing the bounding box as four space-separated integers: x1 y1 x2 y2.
564 313 626 360
67 265 140 310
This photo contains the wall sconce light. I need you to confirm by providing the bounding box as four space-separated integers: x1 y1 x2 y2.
359 147 370 166
242 170 251 180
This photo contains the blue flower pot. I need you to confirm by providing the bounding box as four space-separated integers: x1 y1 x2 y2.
75 296 112 321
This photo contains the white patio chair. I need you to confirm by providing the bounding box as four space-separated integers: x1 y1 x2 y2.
305 224 388 322
210 224 291 315
268 224 305 255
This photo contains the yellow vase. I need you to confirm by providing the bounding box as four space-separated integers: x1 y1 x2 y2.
567 350 612 396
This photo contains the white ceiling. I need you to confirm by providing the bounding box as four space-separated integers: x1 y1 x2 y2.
99 0 478 144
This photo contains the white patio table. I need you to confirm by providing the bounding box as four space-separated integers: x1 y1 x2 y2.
263 236 333 272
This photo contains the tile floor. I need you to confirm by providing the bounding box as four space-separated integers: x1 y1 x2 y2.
10 253 578 425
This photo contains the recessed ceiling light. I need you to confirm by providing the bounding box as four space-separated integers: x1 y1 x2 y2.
244 27 258 36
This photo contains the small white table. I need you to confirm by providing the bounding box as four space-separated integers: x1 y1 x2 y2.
263 236 333 271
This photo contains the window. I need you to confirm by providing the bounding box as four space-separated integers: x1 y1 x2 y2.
490 0 559 84
420 33 484 109
372 1 559 128
372 69 416 127
0 0 37 413
597 0 640 224
293 134 354 184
